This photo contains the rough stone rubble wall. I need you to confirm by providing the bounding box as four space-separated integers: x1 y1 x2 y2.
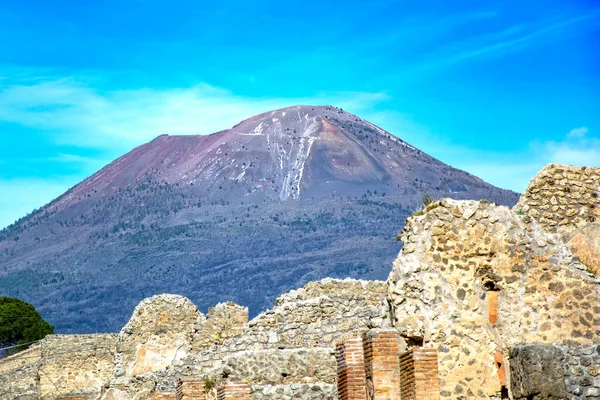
0 345 41 400
250 384 337 400
217 348 336 385
517 164 600 276
38 334 117 399
516 164 600 235
115 294 202 378
170 278 389 379
192 302 248 351
388 198 600 399
510 342 600 399
94 278 389 398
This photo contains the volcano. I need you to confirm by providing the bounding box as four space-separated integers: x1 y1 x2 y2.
0 105 518 333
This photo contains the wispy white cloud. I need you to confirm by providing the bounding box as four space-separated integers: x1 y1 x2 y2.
457 127 600 192
543 128 600 167
366 112 600 193
0 76 390 150
0 73 394 229
398 11 600 78
444 13 599 64
567 126 588 138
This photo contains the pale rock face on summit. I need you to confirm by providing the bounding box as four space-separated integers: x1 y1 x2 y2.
0 105 518 333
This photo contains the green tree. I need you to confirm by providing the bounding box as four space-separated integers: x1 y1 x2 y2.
0 297 54 357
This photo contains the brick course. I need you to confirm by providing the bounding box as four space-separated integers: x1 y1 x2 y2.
176 377 207 400
399 348 440 400
336 336 368 400
216 383 251 400
363 330 401 400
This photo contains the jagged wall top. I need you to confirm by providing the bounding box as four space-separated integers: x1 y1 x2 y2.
515 163 600 236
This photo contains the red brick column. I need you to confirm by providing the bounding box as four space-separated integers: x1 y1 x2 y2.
216 383 251 400
336 336 368 400
176 377 206 400
363 329 401 400
399 348 440 400
399 351 416 400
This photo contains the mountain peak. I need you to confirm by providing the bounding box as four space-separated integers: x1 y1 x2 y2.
0 106 519 333
51 105 514 209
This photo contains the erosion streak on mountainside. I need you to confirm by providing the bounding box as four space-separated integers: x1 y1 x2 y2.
0 105 519 333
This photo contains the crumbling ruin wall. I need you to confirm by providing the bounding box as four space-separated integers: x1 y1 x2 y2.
114 294 203 378
177 278 389 370
192 302 248 351
98 278 388 397
516 164 600 276
38 334 117 399
217 348 336 385
0 345 41 400
516 164 600 234
251 383 337 399
387 198 600 399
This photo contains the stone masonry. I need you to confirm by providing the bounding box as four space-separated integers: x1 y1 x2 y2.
516 164 600 276
216 384 251 400
176 377 206 400
510 342 600 399
388 198 600 398
192 303 248 351
0 345 41 399
516 164 600 235
39 334 117 399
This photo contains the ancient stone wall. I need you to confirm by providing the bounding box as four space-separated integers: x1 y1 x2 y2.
510 342 600 399
388 198 600 399
0 345 41 400
192 303 248 351
216 348 336 385
96 278 388 398
169 278 389 383
39 334 117 399
516 164 600 235
516 164 600 276
250 384 337 399
115 294 203 378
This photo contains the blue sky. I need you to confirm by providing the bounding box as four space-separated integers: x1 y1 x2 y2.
0 0 599 229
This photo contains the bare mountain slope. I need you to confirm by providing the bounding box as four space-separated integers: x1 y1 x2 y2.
0 105 519 333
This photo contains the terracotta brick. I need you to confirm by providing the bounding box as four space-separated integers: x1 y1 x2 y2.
216 383 251 400
399 347 440 400
494 351 507 387
336 336 368 400
363 330 401 400
176 377 207 400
